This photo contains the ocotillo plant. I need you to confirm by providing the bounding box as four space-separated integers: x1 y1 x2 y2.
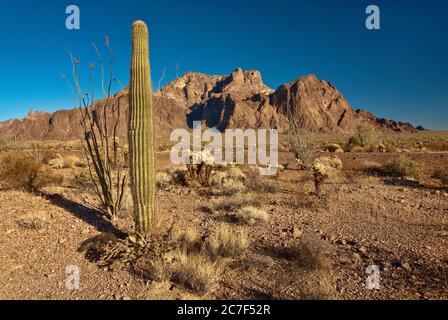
128 21 156 235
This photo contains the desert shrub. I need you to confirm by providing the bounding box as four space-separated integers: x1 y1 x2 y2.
74 168 97 189
384 143 398 153
246 172 278 193
64 155 82 168
172 252 219 296
227 167 246 182
354 121 378 147
0 155 62 192
289 130 317 170
235 206 269 225
324 144 342 153
205 225 249 259
347 135 362 148
0 137 8 150
432 165 448 186
17 213 46 230
25 143 47 164
289 236 331 270
383 155 421 178
211 178 246 196
169 168 188 185
158 143 172 152
209 171 228 187
214 193 263 212
426 141 448 152
156 171 172 189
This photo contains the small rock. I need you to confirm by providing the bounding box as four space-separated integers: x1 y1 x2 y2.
336 239 347 246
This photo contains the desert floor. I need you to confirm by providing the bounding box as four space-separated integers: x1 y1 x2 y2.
0 150 447 300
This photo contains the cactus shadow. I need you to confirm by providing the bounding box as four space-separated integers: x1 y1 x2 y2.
44 193 124 235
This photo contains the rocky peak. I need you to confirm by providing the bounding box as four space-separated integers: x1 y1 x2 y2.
271 74 354 132
213 68 274 98
161 72 224 107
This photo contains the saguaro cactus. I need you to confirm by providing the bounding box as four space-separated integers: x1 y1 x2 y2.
128 20 155 235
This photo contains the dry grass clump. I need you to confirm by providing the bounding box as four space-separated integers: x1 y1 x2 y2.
211 178 246 196
208 166 247 195
0 155 63 192
214 193 263 212
227 167 246 181
133 256 172 283
64 155 83 168
245 172 278 193
289 236 331 271
172 252 220 296
205 225 249 259
383 155 421 179
17 213 46 230
235 206 269 225
170 227 202 254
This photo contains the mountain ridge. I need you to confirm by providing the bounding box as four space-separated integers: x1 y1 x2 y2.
0 68 418 141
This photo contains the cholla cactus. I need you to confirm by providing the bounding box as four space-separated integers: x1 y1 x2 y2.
185 150 215 186
296 158 305 170
311 163 330 196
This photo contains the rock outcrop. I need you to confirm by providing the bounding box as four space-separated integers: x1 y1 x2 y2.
0 68 417 141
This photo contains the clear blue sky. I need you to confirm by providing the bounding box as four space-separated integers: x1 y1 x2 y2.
0 0 447 129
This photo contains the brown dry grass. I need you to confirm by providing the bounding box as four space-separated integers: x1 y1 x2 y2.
205 225 249 259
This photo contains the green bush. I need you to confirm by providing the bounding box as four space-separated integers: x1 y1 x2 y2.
383 155 421 179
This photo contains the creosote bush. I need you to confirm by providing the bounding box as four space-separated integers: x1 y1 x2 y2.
432 164 448 187
383 155 421 179
289 236 331 271
0 155 62 192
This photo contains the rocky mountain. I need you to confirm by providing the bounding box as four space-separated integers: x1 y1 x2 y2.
0 68 417 141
